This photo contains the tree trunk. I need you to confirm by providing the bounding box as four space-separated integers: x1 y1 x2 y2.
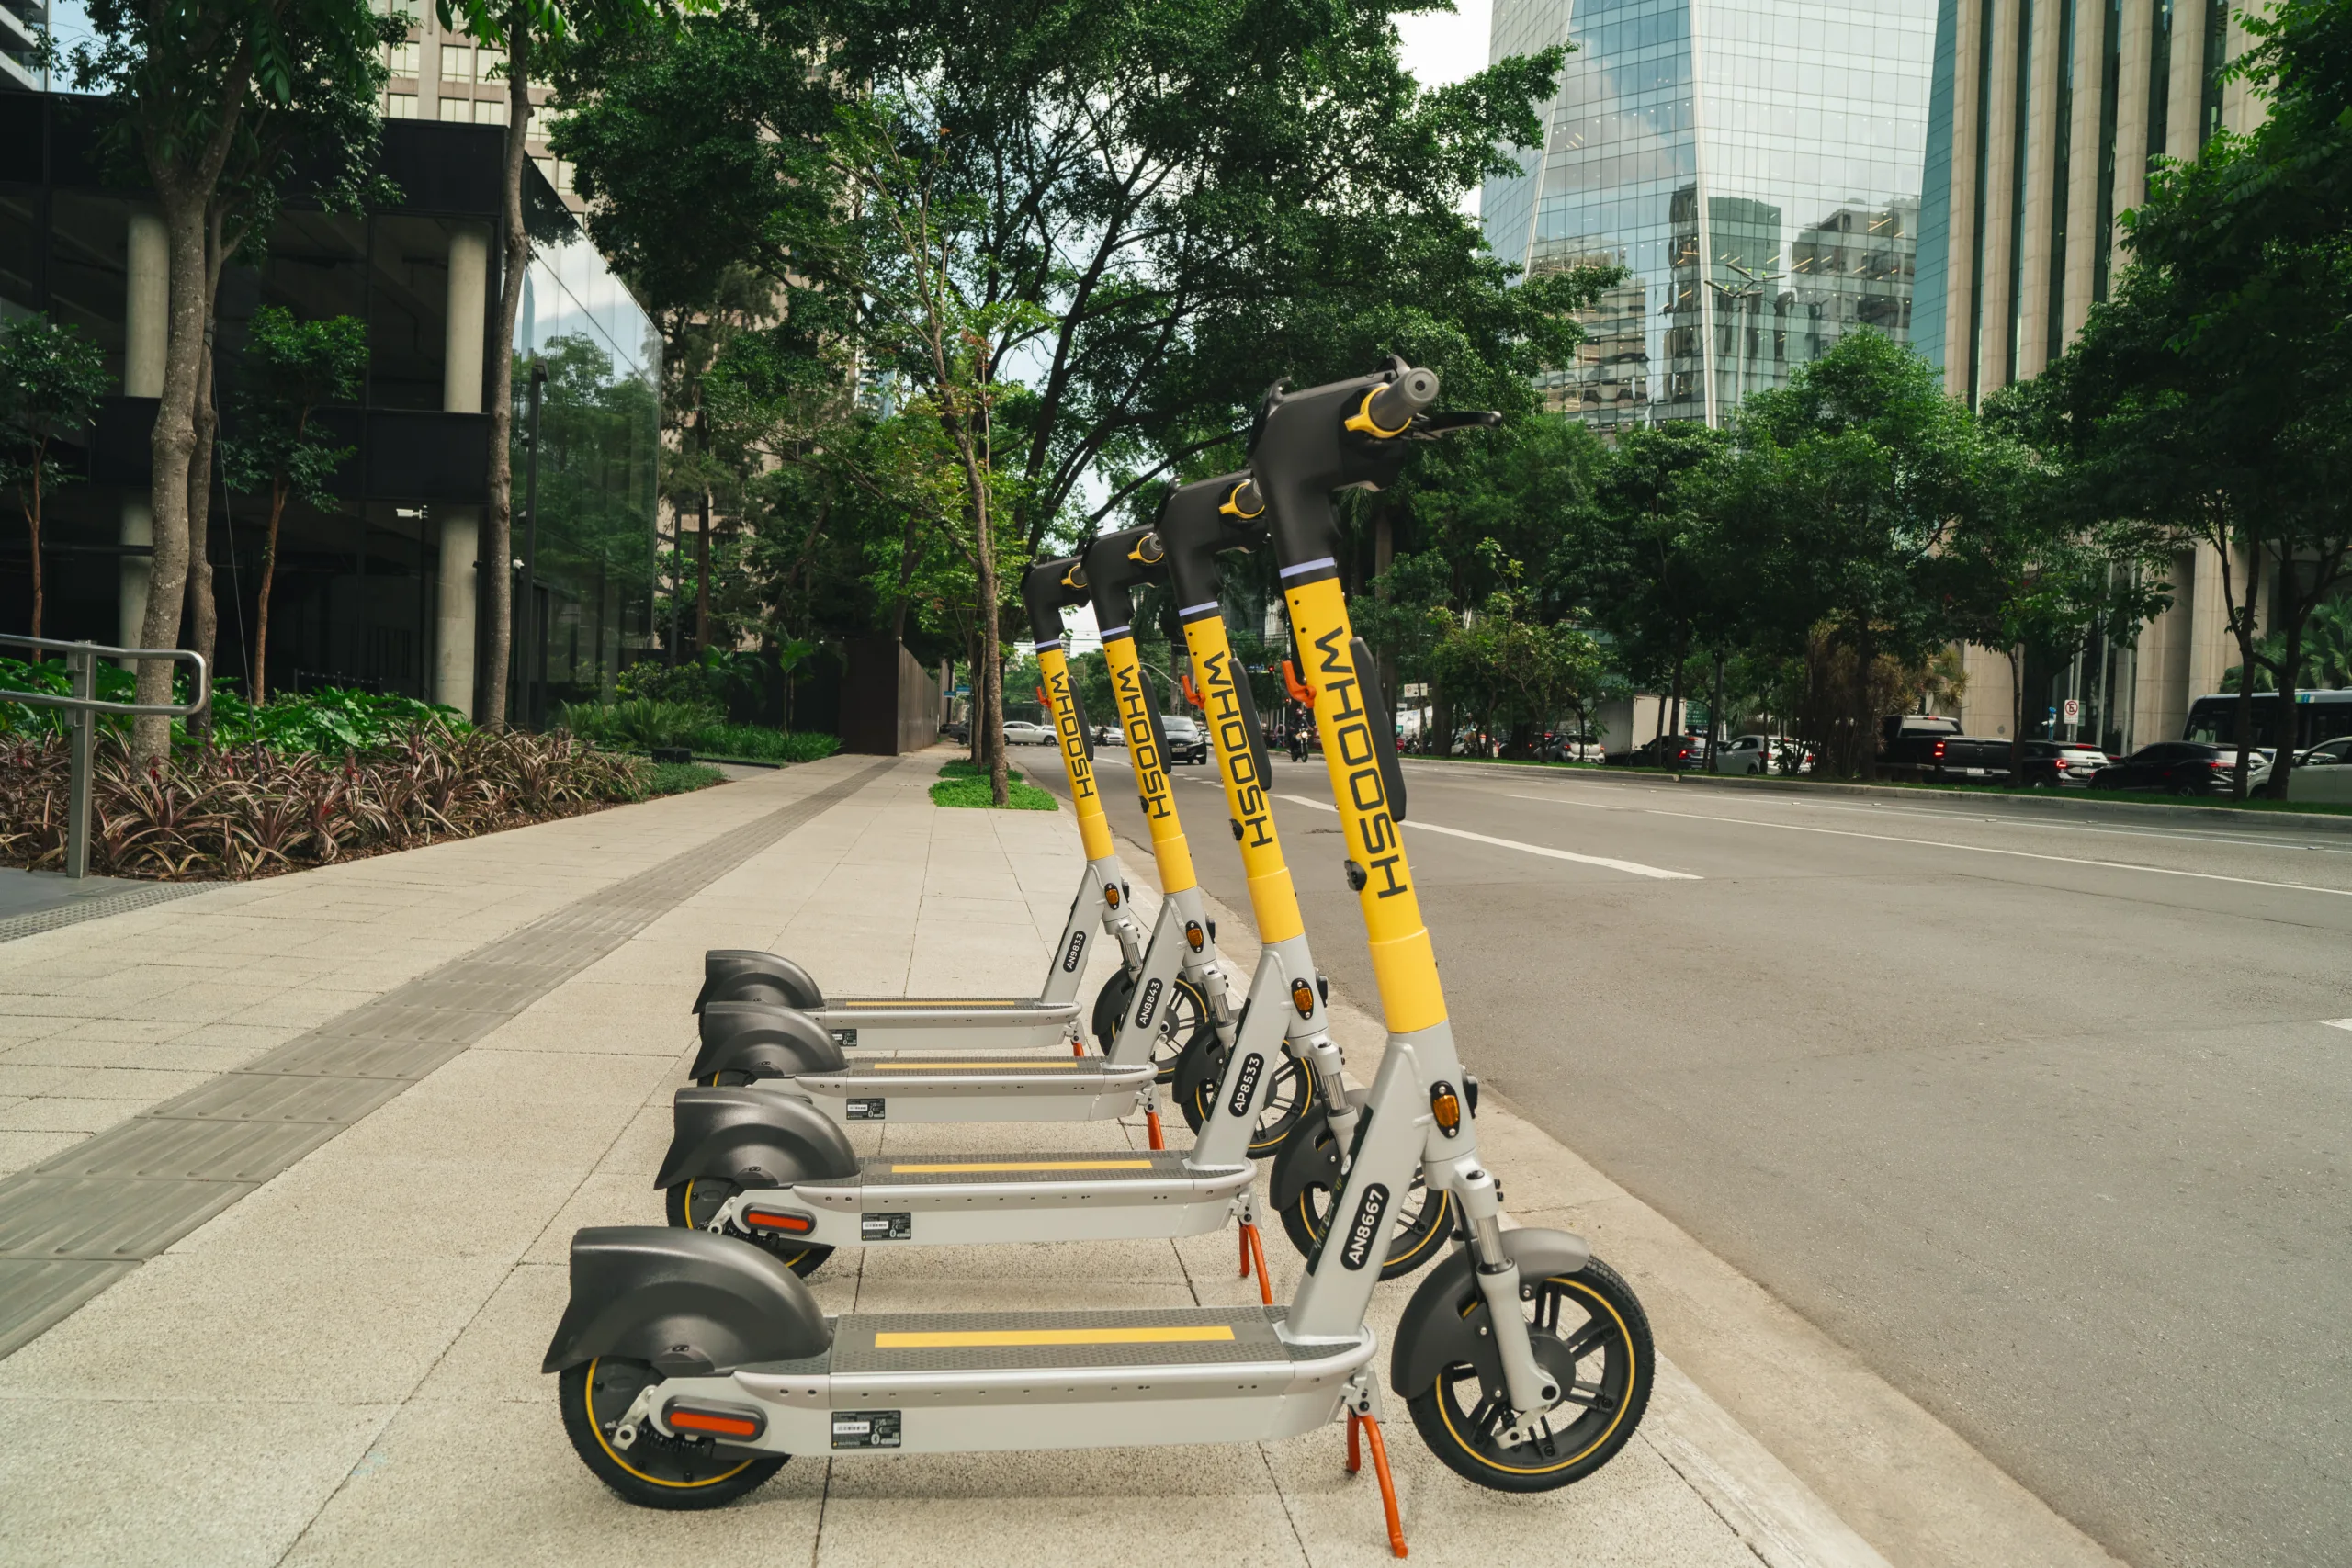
254 479 288 704
695 488 712 655
1664 627 1688 768
481 15 534 729
2008 644 2027 783
2226 558 2261 803
2267 631 2303 803
22 447 42 640
132 183 214 761
1853 615 1877 781
186 316 220 745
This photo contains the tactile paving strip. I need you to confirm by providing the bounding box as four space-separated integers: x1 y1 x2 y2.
0 760 895 1359
0 880 210 945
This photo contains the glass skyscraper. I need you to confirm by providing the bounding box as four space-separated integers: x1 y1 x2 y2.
1484 0 1939 428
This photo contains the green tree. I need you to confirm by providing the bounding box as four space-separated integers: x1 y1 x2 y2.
0 315 109 641
72 0 394 755
1427 589 1604 755
1717 332 1991 778
435 0 680 729
220 307 366 702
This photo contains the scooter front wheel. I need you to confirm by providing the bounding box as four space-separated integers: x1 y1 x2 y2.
560 1357 787 1508
1179 1043 1316 1157
665 1179 834 1278
1090 971 1135 1053
1403 1258 1653 1492
1278 1169 1450 1280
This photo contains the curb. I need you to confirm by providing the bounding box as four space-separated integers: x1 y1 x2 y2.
1395 755 2352 837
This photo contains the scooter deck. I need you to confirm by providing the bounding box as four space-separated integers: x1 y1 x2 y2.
793 1055 1152 1125
815 998 1080 1052
769 1151 1252 1245
718 1305 1374 1452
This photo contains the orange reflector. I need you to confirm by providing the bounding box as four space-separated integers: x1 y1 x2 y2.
1430 1081 1462 1135
1291 979 1315 1018
665 1403 763 1439
1185 923 1204 952
1104 886 1122 908
743 1209 814 1233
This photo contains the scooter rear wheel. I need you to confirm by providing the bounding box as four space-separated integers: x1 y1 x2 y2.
1277 1168 1450 1280
560 1357 786 1508
665 1179 833 1278
1403 1258 1653 1492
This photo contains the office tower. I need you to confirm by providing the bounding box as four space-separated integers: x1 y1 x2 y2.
1917 0 2265 751
1483 0 1939 429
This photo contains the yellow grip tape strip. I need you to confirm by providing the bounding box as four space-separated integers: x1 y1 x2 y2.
873 1326 1238 1348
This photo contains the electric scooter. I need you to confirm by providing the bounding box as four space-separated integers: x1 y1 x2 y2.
542 360 1653 1552
679 560 1232 1135
648 563 1302 1285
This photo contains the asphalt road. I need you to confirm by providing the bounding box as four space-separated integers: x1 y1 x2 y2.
1027 740 2352 1568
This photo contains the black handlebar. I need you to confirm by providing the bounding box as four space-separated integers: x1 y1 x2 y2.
1020 557 1091 647
1364 367 1441 432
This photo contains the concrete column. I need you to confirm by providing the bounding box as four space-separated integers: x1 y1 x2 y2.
1944 0 1986 400
2112 0 2155 231
1978 0 2024 393
435 511 479 716
119 209 167 663
444 223 490 413
2220 6 2259 135
2060 0 2107 341
434 223 491 716
2166 0 2206 161
2016 0 2066 378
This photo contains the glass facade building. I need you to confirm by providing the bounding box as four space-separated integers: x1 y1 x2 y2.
0 95 658 719
1483 0 1939 428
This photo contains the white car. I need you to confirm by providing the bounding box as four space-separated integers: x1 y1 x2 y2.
1712 734 1798 775
1001 721 1055 747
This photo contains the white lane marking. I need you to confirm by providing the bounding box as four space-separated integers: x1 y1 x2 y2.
2323 1019 2352 1032
1504 792 1627 810
1276 795 1701 881
1642 806 2352 898
1771 796 2352 855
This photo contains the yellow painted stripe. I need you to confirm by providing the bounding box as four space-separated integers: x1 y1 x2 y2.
886 1159 1156 1174
863 1061 1088 1071
873 1326 1237 1348
836 998 1030 1009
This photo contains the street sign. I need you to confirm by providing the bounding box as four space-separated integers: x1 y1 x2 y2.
2063 698 2081 723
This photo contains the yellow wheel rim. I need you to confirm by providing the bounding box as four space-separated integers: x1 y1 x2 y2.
582 1358 758 1489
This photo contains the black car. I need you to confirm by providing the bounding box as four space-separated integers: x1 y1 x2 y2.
2089 741 2272 795
2017 739 2111 788
1603 734 1702 770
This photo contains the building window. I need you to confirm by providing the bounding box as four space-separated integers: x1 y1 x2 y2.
437 97 470 123
474 99 505 126
2092 0 2121 302
2200 0 2229 143
2147 0 2174 164
382 40 418 77
2007 0 2033 385
439 43 471 85
2047 0 2077 355
1967 0 1996 406
385 92 418 119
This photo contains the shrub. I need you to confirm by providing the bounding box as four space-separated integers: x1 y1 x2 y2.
0 726 665 880
693 724 840 764
1 660 468 756
551 699 838 764
930 759 1056 811
646 761 726 795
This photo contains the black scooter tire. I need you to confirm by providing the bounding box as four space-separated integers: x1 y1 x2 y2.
664 1179 833 1279
1276 1170 1450 1280
1402 1257 1653 1493
560 1358 787 1509
1090 972 1134 1053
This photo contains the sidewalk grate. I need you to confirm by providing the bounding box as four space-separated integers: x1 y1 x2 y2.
0 760 896 1359
0 881 212 945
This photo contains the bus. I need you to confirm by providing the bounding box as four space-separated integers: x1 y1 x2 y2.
2184 689 2352 755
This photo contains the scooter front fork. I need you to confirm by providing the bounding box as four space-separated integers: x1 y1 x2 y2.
1445 1158 1561 1423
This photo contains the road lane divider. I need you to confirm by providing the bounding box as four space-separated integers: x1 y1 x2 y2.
1276 795 1702 881
1642 807 2352 898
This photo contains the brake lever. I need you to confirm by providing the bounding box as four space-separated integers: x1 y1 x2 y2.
1407 411 1504 438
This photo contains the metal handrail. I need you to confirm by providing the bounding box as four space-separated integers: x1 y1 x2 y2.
0 634 210 716
0 635 210 879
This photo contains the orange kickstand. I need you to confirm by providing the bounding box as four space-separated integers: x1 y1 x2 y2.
1072 1035 1086 1057
1346 1410 1362 1472
1146 1108 1165 1151
1240 1222 1273 1305
1353 1412 1408 1558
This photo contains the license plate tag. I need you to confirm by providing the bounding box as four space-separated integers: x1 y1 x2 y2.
846 1098 886 1121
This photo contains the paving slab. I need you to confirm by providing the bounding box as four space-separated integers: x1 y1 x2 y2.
0 747 1874 1568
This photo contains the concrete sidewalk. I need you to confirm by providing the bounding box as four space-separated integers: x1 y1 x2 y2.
0 749 1924 1567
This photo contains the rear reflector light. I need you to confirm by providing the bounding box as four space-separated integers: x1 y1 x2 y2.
663 1399 766 1441
1931 739 1946 760
743 1208 814 1234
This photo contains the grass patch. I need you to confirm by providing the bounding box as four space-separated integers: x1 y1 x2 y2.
643 761 728 796
931 759 1057 810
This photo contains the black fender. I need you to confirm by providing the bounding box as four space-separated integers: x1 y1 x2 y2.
654 1085 860 1191
1170 1027 1227 1114
1269 1101 1343 1212
542 1225 831 1376
1388 1226 1594 1397
691 1003 846 1082
696 949 825 1013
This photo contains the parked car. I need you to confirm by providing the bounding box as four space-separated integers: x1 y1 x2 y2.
1879 715 2013 783
2016 739 2112 788
1604 734 1704 770
1094 724 1123 747
1538 731 1603 762
2296 736 2352 768
2089 741 2273 795
1159 713 1210 764
1709 733 1811 775
942 719 969 743
1001 720 1055 747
